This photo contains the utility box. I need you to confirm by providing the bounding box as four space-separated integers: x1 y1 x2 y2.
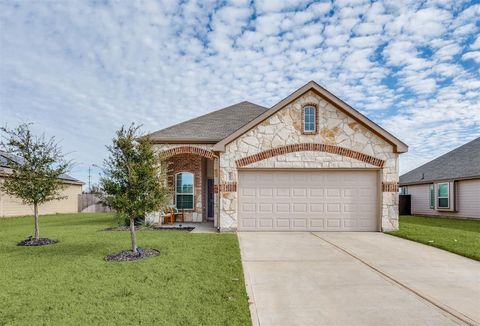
399 194 411 215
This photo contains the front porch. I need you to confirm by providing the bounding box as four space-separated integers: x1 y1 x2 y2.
161 146 219 227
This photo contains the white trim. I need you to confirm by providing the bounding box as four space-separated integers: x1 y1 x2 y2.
175 172 194 210
429 184 435 209
303 106 316 133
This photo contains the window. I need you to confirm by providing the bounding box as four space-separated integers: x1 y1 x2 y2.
175 172 194 209
400 186 408 195
437 183 449 209
303 106 316 133
429 184 434 209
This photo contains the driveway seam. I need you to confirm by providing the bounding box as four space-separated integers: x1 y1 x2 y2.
238 235 261 326
310 232 476 326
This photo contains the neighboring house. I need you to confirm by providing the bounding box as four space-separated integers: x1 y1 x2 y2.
399 137 480 219
0 151 84 217
148 81 408 232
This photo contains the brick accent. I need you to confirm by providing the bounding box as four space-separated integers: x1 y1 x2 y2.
167 154 203 221
163 146 215 160
301 103 319 135
214 182 237 193
382 181 398 192
236 143 385 168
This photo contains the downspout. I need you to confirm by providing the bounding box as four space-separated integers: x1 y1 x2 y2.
214 152 221 231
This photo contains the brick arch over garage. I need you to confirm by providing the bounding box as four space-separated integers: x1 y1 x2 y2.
235 143 385 168
162 146 216 160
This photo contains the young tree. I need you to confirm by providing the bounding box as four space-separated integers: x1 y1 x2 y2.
0 124 72 241
100 124 168 253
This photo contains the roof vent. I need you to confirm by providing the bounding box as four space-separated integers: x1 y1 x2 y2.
421 173 424 180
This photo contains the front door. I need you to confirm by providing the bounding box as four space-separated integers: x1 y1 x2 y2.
207 178 214 219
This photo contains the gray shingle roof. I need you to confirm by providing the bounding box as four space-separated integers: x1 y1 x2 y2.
147 101 268 142
0 151 83 184
399 137 480 185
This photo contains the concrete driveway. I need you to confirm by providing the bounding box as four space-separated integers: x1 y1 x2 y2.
238 232 480 326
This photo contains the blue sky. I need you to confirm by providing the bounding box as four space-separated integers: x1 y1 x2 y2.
1 0 479 188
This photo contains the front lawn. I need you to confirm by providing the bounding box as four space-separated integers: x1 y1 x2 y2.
388 215 480 261
0 213 251 325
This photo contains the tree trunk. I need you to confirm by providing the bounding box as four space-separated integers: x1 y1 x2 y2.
34 203 40 240
129 218 137 253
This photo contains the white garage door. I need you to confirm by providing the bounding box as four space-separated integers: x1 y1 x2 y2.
238 170 378 231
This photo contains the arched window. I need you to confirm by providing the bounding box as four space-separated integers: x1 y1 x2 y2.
175 172 194 209
303 106 317 133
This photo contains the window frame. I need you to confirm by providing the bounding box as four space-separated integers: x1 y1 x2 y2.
436 182 449 209
302 105 317 134
429 184 434 209
175 172 194 210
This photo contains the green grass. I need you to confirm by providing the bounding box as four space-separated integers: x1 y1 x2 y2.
388 215 480 261
0 213 251 325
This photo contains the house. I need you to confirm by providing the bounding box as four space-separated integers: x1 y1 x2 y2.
148 81 408 232
0 151 84 217
399 137 480 219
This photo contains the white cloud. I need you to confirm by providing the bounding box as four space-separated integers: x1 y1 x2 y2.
470 36 480 49
462 51 480 63
0 0 479 183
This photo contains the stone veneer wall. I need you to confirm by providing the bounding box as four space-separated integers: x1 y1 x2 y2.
219 90 400 231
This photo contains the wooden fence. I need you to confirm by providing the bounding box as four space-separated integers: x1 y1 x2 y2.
78 194 112 213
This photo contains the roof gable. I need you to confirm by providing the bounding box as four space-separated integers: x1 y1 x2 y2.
399 137 480 185
147 101 268 143
213 81 408 153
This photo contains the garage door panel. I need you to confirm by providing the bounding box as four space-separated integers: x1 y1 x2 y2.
310 203 324 212
238 170 378 231
292 188 307 197
258 203 273 213
326 219 341 229
241 202 256 212
240 218 256 229
292 219 307 228
292 203 308 213
258 173 274 183
309 188 324 198
259 188 273 197
276 203 290 213
240 187 256 197
309 219 325 228
326 188 341 197
258 218 274 228
276 219 290 228
276 188 290 197
326 203 341 213
343 204 356 213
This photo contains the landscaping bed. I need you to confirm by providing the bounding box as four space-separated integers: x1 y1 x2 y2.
388 215 480 261
17 236 58 246
105 248 160 261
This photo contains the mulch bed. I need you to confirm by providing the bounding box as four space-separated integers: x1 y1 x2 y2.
17 237 58 246
153 226 195 231
105 248 160 262
104 226 195 232
103 226 150 231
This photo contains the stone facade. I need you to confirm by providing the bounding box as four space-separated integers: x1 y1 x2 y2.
153 91 401 232
219 90 399 231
